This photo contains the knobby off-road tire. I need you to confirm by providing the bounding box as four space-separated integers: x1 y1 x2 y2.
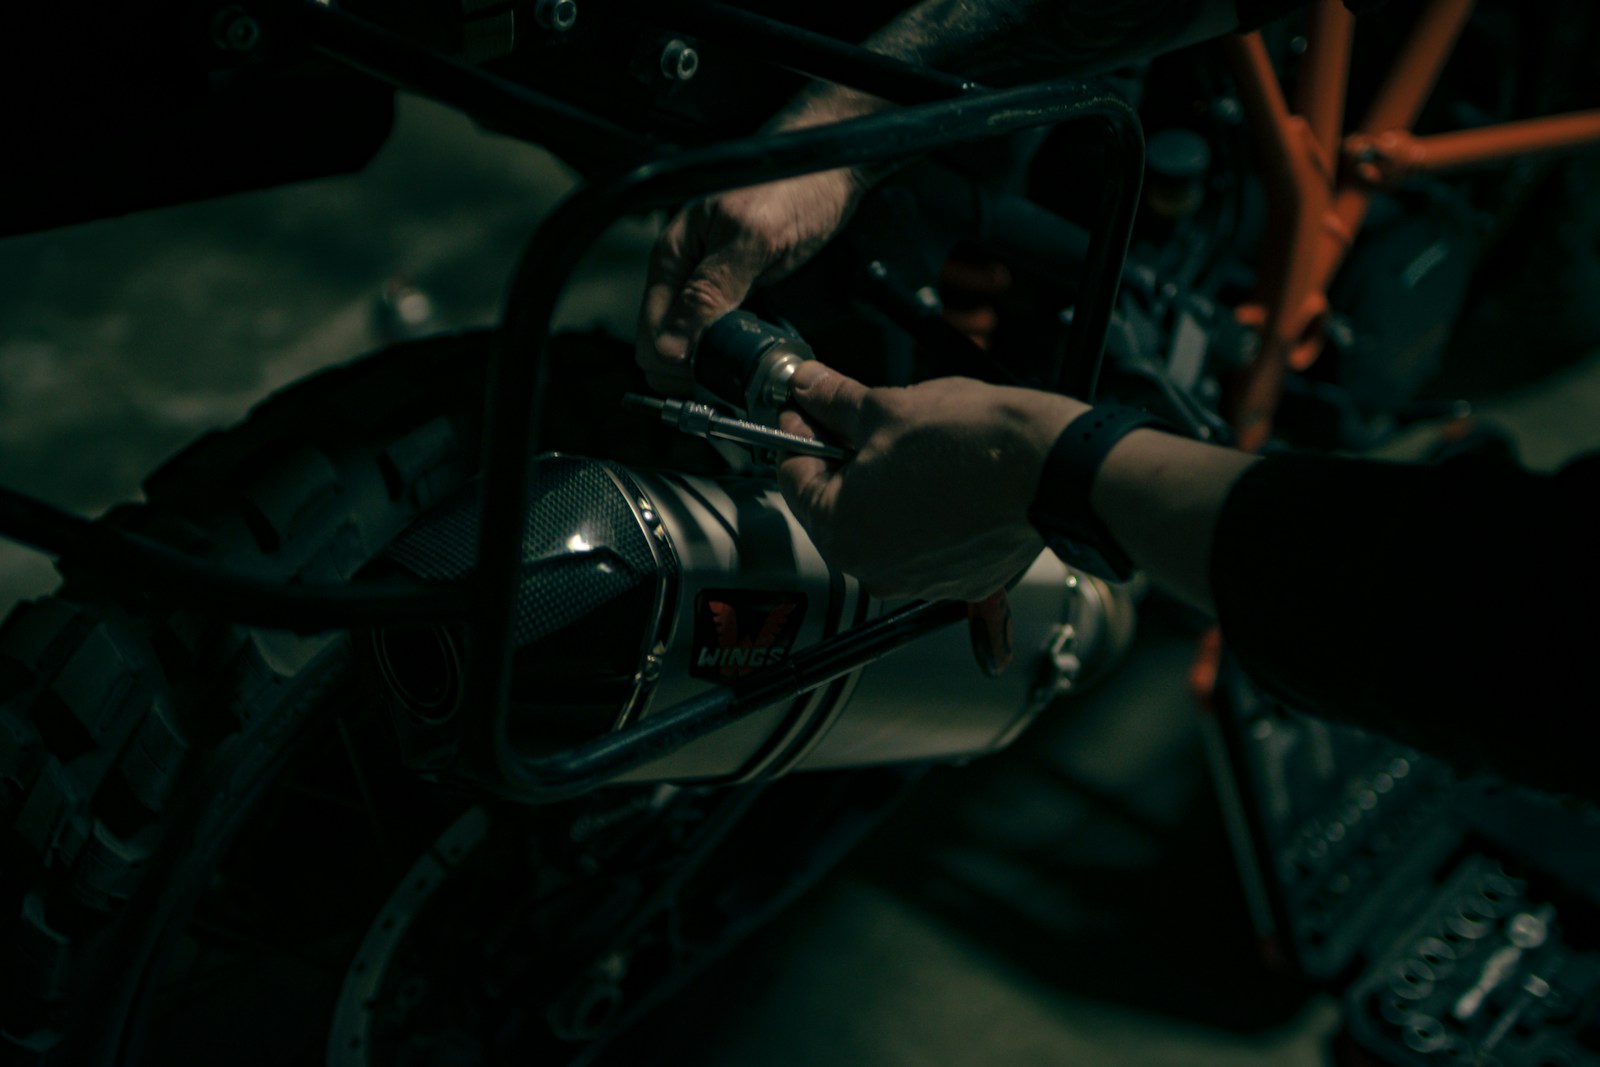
0 332 489 1065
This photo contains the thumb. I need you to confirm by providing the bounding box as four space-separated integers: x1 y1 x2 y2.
788 361 872 447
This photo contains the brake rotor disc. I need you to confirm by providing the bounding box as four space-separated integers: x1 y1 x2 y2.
328 806 493 1067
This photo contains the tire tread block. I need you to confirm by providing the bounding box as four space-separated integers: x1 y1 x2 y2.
115 700 191 814
235 447 342 553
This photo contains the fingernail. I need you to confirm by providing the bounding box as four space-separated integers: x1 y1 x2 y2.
1001 606 1014 670
655 331 688 361
960 591 1011 675
788 366 827 397
967 607 992 675
968 592 1013 678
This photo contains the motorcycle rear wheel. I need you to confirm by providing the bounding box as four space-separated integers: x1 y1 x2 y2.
0 332 491 1064
0 330 914 1066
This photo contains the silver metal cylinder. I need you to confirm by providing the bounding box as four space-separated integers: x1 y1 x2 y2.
370 457 1136 788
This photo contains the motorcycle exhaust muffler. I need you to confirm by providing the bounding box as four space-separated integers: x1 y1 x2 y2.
364 451 1134 791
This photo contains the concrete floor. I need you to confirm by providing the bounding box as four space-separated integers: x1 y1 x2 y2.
3 94 1597 1066
604 607 1350 1067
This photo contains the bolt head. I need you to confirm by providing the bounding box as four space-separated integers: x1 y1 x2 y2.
660 40 699 81
212 6 261 51
536 0 578 31
1213 97 1243 124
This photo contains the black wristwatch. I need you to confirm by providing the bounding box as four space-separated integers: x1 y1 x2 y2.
1028 406 1170 582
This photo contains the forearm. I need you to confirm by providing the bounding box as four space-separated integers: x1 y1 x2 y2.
768 0 1261 207
1088 429 1258 613
778 0 1248 131
864 0 1241 83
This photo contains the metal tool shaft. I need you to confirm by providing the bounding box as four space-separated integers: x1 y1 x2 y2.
623 394 853 460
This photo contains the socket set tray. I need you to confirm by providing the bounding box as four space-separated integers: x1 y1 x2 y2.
1206 659 1600 1065
1347 848 1600 1067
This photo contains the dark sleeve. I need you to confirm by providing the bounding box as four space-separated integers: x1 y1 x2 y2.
1210 450 1600 802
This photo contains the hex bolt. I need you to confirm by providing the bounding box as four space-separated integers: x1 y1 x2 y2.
212 5 261 52
659 39 699 81
535 0 577 32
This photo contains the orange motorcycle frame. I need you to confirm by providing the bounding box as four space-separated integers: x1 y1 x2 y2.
1223 0 1600 449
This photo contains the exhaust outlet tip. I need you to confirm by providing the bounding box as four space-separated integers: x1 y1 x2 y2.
373 626 463 724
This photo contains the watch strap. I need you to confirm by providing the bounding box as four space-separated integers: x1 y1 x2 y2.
1028 406 1169 580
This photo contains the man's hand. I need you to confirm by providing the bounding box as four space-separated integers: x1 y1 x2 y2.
635 168 864 395
776 361 1086 601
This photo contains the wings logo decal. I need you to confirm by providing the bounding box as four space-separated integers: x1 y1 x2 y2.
691 591 808 681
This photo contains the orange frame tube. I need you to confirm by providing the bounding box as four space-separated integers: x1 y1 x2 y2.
1222 0 1600 448
1349 110 1600 179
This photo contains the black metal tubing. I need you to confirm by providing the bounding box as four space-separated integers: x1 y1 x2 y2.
625 0 974 105
299 1 652 168
509 600 966 800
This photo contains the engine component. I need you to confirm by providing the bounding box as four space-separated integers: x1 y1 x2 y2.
366 454 1109 791
1319 186 1486 422
1144 128 1211 221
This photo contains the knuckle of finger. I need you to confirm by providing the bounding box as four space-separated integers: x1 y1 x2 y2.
864 388 906 424
678 276 732 317
751 237 780 264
